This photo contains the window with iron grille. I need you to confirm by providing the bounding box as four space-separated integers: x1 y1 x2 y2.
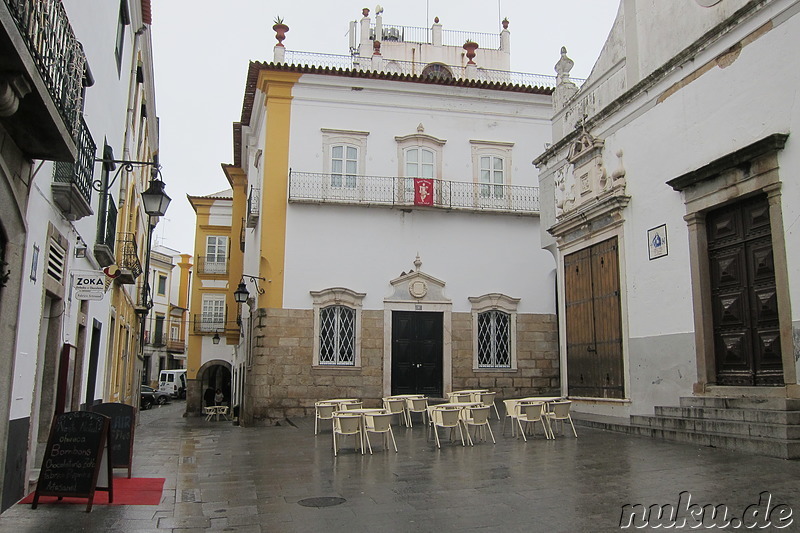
318 305 355 366
311 287 366 368
469 293 520 371
477 310 510 368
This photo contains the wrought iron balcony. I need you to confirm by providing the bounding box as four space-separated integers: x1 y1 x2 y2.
93 193 117 267
116 232 142 284
1 0 88 160
51 114 96 220
288 171 540 215
246 186 260 228
193 311 227 334
195 256 229 276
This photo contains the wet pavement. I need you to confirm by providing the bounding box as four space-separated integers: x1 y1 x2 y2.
2 400 800 532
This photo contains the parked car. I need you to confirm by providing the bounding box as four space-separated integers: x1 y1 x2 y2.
140 385 170 410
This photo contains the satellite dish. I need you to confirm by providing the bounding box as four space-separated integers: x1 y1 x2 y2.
375 4 384 15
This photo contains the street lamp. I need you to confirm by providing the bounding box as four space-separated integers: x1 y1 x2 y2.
141 174 171 217
212 332 221 345
233 274 266 303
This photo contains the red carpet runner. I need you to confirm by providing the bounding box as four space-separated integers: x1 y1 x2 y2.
20 477 165 506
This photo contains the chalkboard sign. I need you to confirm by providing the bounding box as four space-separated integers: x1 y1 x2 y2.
90 402 135 478
32 411 113 512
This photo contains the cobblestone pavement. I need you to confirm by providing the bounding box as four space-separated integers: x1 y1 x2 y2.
2 401 800 532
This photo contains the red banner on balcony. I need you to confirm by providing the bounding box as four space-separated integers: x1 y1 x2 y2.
414 178 434 206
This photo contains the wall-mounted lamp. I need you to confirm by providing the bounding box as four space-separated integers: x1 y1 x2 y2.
234 274 266 304
212 332 221 345
74 236 87 258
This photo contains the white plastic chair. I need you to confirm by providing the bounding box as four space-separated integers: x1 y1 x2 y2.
464 406 495 444
546 400 578 437
430 407 469 448
332 414 363 456
502 399 519 436
382 398 407 427
447 392 473 403
405 397 429 427
478 391 500 420
515 402 552 441
363 413 398 453
314 402 335 435
340 401 363 411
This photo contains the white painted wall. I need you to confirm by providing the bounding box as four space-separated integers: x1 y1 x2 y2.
274 74 555 313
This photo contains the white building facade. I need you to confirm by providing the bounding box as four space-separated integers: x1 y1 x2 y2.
215 9 561 424
535 0 800 429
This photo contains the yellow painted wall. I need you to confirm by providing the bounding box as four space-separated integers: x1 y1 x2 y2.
257 71 300 309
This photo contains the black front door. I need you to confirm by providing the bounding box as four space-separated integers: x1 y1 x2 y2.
708 194 783 385
392 311 442 397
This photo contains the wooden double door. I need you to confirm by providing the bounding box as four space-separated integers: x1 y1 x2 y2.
564 237 624 399
708 195 783 386
391 311 442 397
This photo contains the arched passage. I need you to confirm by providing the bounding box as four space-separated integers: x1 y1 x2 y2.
188 360 232 415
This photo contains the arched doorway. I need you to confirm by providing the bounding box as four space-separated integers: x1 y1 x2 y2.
192 360 232 414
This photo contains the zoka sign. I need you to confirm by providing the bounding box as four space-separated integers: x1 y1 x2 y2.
73 271 106 301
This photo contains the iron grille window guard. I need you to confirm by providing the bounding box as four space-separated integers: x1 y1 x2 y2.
246 186 260 228
319 305 355 366
289 171 539 214
477 310 511 368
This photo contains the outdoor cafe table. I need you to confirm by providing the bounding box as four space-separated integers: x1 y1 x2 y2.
204 405 229 422
427 402 481 446
345 408 388 443
446 390 488 402
318 399 360 411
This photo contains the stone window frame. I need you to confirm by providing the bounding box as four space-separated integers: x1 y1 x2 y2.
468 293 520 371
310 287 366 369
321 129 369 180
470 140 514 188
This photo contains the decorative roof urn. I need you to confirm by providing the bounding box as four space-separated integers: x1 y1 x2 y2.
463 40 478 65
273 17 289 47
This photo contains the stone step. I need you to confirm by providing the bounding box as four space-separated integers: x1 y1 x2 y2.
631 414 800 440
655 405 800 425
679 396 800 411
573 414 800 460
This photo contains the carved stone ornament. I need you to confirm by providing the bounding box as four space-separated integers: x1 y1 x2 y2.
409 279 428 299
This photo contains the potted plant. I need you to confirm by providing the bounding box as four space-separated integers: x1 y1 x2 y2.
273 16 289 46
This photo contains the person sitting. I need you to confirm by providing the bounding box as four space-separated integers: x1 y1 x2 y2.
203 387 215 408
214 388 224 406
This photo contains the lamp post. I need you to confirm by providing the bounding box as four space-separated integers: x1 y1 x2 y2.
95 156 171 404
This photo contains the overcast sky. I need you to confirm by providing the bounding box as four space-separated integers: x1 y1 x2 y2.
149 0 620 254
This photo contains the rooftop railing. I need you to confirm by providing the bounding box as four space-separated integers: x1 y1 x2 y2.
282 50 562 89
5 0 87 136
370 24 501 49
288 171 539 215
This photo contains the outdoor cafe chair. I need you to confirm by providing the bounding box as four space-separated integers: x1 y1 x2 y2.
314 401 336 435
382 398 408 427
340 401 363 411
545 400 578 437
477 391 501 420
405 397 429 427
502 399 520 436
332 413 363 456
515 402 552 441
430 406 470 448
363 412 398 453
447 391 473 403
463 406 495 444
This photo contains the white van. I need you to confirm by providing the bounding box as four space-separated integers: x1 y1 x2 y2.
158 369 187 398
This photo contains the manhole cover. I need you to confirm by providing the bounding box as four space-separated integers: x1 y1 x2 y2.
297 497 346 508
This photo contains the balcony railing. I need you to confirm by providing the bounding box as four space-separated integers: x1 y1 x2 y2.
246 186 260 228
193 311 227 334
5 0 86 136
370 24 500 49
51 115 96 220
116 233 142 283
288 171 540 214
93 193 117 267
282 50 564 89
195 256 229 276
166 339 186 353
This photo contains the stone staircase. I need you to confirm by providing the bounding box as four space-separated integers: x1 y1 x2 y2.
573 396 800 459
